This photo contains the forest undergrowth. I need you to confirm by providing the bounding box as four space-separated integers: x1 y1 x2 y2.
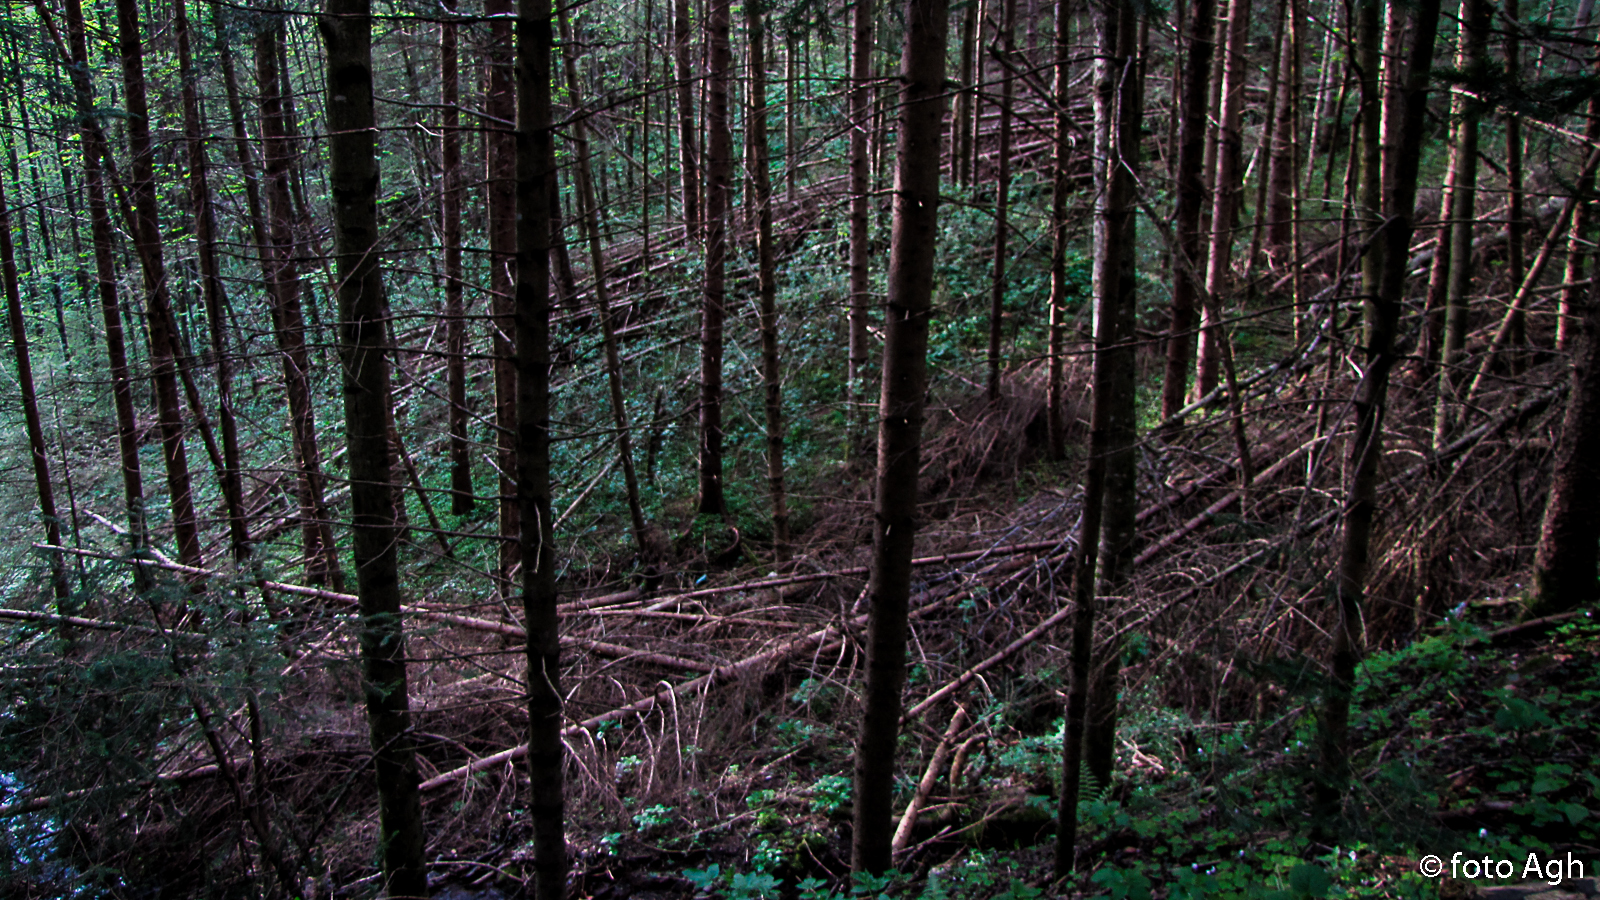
4 303 1594 898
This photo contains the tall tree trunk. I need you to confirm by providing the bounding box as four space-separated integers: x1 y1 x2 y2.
486 0 519 595
1086 0 1144 790
748 0 790 558
1504 0 1526 371
1158 0 1216 424
698 0 731 516
851 0 946 874
442 0 474 515
1194 0 1251 401
1056 0 1139 873
987 0 1017 403
59 0 149 585
675 0 701 238
557 4 649 554
1 177 69 610
260 22 345 591
1046 0 1076 457
1263 9 1297 265
319 0 428 891
175 0 252 570
118 0 204 575
1433 0 1488 448
849 0 875 451
1314 0 1439 837
957 0 979 187
515 0 566 892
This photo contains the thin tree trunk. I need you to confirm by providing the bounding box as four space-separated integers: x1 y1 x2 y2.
849 0 875 451
515 0 566 892
1433 0 1489 448
0 177 69 611
1263 7 1297 265
675 0 701 238
1504 0 1526 371
698 0 731 516
851 0 946 874
175 0 252 570
1158 0 1216 424
1314 0 1439 837
442 0 474 515
987 0 1017 403
1194 0 1251 400
1559 99 1600 354
58 0 149 586
260 23 344 591
486 0 519 596
118 0 204 575
1056 0 1138 872
748 0 790 558
1045 0 1075 457
1086 0 1144 790
319 0 428 890
957 0 979 187
557 4 649 554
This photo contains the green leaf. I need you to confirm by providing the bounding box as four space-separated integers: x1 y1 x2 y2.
1288 864 1331 899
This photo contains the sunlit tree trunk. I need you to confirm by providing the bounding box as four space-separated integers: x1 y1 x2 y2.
1194 0 1251 401
319 0 428 890
851 0 946 874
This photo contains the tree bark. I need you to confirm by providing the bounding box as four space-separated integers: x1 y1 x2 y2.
515 0 566 892
1313 0 1439 837
1158 0 1216 425
849 0 875 451
675 0 701 239
698 0 731 516
58 0 149 586
957 0 979 187
1056 0 1139 873
260 23 345 591
118 0 204 579
1046 0 1077 457
987 0 1017 403
486 0 519 595
851 0 946 874
174 0 252 571
319 0 428 891
748 0 791 558
1433 0 1489 448
1194 0 1251 401
442 0 474 515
